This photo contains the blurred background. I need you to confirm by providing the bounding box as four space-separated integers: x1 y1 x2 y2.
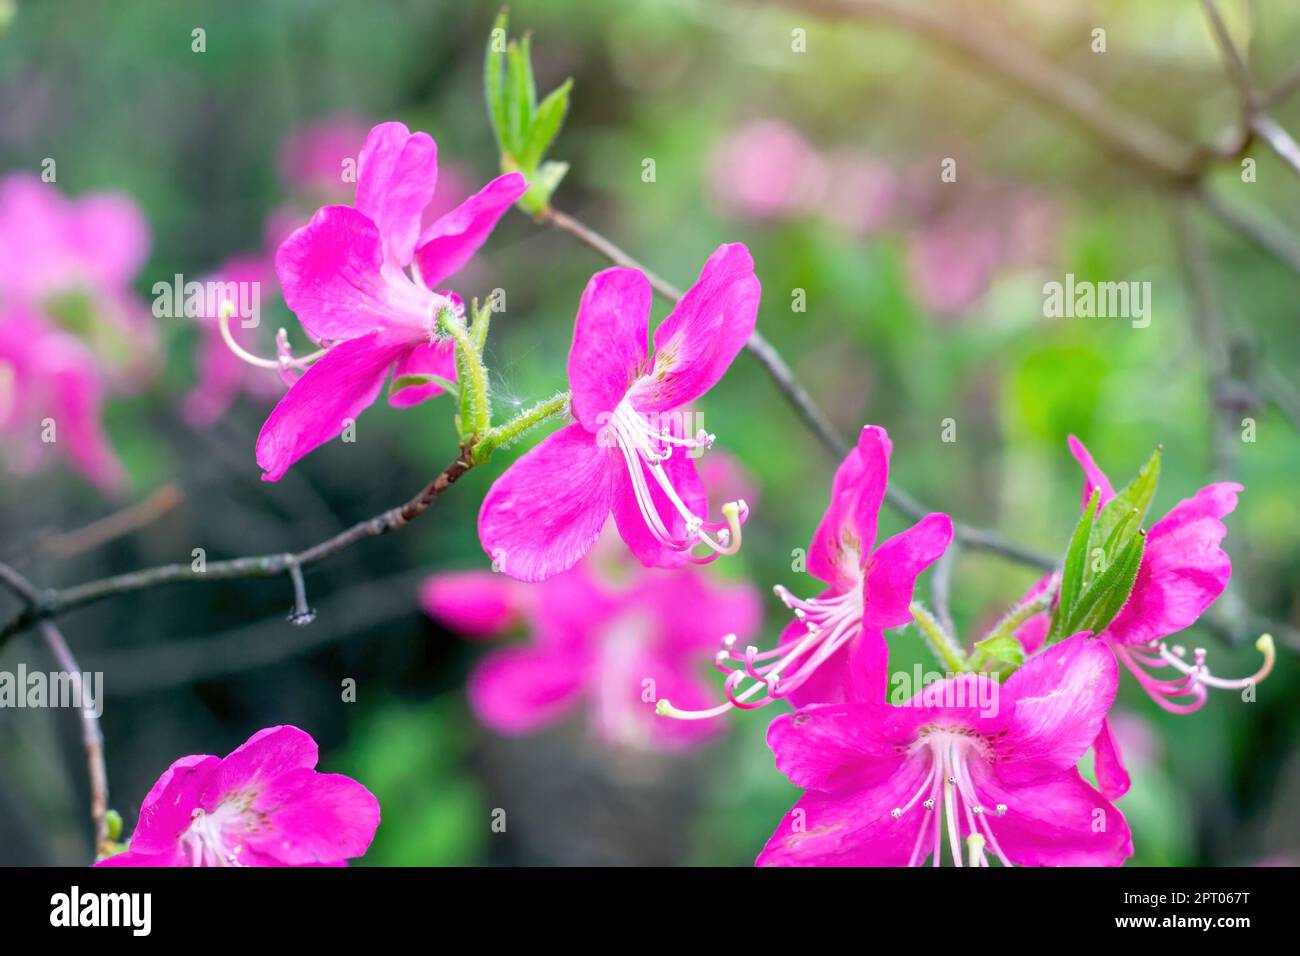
0 0 1296 866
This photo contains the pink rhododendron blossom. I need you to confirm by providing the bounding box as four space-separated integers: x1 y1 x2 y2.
478 244 761 582
0 173 155 382
758 633 1133 867
659 425 952 720
1013 436 1273 800
256 121 527 480
98 725 379 867
820 149 900 237
278 115 372 203
0 309 124 491
423 556 761 750
708 120 828 221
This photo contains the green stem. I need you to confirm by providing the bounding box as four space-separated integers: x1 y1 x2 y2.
438 308 491 440
910 601 968 673
968 590 1054 671
473 392 570 463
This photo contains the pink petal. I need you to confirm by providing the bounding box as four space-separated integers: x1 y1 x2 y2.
566 267 652 430
208 725 319 800
387 338 456 408
609 440 706 570
66 192 151 291
477 422 617 582
255 331 410 482
765 702 918 792
243 767 380 865
1067 434 1116 510
808 425 891 589
975 768 1132 866
999 633 1118 785
420 571 527 638
628 243 761 413
354 122 439 267
1092 716 1131 800
413 172 528 287
275 204 432 343
124 754 221 855
863 512 954 631
1012 572 1056 655
468 645 587 734
49 346 125 492
1103 482 1240 646
778 609 889 709
94 848 188 866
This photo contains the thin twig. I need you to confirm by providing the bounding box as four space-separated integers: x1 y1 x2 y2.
539 205 1056 569
0 448 476 647
37 483 183 560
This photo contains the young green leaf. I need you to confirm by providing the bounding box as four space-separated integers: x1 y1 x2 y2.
1050 488 1099 641
1091 446 1161 562
484 10 509 153
973 634 1025 668
1070 531 1146 637
519 77 572 172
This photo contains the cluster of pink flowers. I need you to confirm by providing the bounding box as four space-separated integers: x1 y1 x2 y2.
0 174 155 491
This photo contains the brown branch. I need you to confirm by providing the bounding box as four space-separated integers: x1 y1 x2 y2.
37 483 183 560
538 205 1056 570
0 447 476 647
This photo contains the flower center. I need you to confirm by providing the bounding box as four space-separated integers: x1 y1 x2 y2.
179 797 252 867
891 730 1012 867
656 579 864 721
605 396 747 561
1114 634 1275 714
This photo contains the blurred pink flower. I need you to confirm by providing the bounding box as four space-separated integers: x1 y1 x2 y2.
278 114 371 203
98 725 379 867
478 245 760 581
757 633 1133 867
820 149 899 236
256 121 526 480
708 120 827 221
0 173 155 383
423 557 762 751
0 308 124 491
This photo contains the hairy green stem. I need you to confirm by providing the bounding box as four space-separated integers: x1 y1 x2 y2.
473 392 571 463
910 601 968 673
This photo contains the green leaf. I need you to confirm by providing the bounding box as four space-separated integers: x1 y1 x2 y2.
1050 488 1099 641
505 41 533 155
390 373 458 400
1091 446 1161 565
973 634 1025 668
517 159 569 215
519 77 572 172
1070 532 1146 636
484 10 509 153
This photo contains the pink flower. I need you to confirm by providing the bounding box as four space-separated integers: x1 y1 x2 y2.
660 425 952 720
1015 436 1272 800
0 309 124 491
0 173 155 383
256 121 527 480
758 633 1133 866
98 725 379 867
278 115 372 202
422 555 762 751
708 120 828 221
477 244 761 582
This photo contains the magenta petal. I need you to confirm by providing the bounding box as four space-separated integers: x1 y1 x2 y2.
609 441 706 570
388 339 456 408
68 192 151 291
1067 434 1116 510
566 267 652 430
255 331 409 482
420 571 526 638
863 512 953 631
50 349 126 492
413 172 528 287
275 205 431 343
808 425 891 589
244 768 380 865
478 422 617 582
629 243 761 413
125 754 221 855
976 767 1132 866
95 848 188 866
766 703 915 792
209 726 320 801
1104 482 1241 646
468 646 587 734
778 610 889 708
354 122 439 267
999 633 1118 784
1092 716 1131 800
